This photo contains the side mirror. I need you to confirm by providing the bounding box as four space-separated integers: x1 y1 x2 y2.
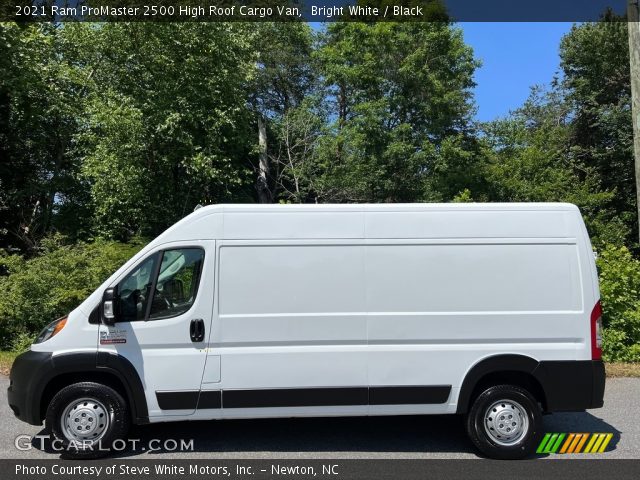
101 287 119 326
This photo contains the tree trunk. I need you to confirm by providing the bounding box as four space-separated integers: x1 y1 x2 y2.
629 2 640 243
256 115 272 203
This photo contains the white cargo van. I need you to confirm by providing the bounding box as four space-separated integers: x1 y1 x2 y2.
8 203 605 459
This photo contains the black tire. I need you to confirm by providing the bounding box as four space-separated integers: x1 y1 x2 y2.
465 384 542 460
45 382 130 459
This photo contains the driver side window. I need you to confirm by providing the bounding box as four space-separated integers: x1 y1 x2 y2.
149 248 204 320
118 254 159 323
117 248 205 322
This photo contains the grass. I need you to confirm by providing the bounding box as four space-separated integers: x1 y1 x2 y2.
0 351 639 378
605 362 640 377
0 350 18 377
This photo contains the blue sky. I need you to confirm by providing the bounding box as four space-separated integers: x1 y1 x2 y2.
311 22 574 122
459 23 573 121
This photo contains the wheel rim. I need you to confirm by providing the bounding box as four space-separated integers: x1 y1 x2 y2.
61 397 110 444
483 399 529 446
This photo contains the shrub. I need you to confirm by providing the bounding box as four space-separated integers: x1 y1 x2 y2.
0 236 144 349
11 331 35 353
597 244 640 361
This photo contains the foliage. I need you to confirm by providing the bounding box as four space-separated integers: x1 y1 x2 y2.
268 100 327 203
0 236 144 349
249 22 318 202
75 23 258 240
559 17 636 245
250 22 315 117
0 24 92 252
311 22 480 202
597 245 640 361
10 332 35 354
480 88 625 247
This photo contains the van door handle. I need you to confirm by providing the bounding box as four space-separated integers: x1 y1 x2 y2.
190 318 205 343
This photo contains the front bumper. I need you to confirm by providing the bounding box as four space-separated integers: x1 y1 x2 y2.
7 350 53 425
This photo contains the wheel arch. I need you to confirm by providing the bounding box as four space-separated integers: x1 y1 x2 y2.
36 352 148 425
456 354 547 414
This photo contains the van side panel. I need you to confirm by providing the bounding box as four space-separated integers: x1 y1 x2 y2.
364 210 571 239
365 240 585 414
212 242 368 418
366 242 582 312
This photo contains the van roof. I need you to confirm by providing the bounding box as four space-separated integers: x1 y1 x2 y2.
149 202 583 244
197 202 579 214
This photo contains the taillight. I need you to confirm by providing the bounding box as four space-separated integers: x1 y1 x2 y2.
591 301 603 360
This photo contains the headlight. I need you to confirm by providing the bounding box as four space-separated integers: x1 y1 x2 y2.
35 316 67 344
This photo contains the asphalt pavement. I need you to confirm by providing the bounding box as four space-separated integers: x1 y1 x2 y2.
1 376 638 459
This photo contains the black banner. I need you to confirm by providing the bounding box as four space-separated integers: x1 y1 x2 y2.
0 0 635 22
2 459 640 480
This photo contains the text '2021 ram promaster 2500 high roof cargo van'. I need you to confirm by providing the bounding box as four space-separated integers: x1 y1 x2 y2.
8 203 605 459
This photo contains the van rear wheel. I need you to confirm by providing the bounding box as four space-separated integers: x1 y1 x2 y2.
45 382 130 459
465 384 542 459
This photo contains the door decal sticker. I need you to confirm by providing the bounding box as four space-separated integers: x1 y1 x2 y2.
100 328 127 345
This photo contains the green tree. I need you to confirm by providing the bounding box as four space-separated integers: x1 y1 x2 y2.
0 24 91 253
312 22 480 202
481 88 624 246
248 22 317 203
481 17 636 248
597 244 640 361
0 236 144 349
560 16 636 246
75 23 257 240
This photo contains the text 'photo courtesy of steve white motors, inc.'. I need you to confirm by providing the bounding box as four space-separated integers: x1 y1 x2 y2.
13 461 341 478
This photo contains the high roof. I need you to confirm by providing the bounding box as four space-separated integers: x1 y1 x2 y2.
151 202 582 244
196 202 579 213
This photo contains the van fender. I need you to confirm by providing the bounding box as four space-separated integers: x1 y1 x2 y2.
96 351 149 423
455 354 540 414
40 352 149 424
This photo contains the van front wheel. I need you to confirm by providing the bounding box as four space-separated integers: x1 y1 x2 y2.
465 384 542 459
45 382 130 459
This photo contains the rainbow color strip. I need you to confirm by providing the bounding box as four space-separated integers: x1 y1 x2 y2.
537 433 613 454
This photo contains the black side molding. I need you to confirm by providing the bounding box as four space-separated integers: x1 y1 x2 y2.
198 390 222 409
370 386 451 405
223 387 368 409
155 385 452 410
156 391 199 410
